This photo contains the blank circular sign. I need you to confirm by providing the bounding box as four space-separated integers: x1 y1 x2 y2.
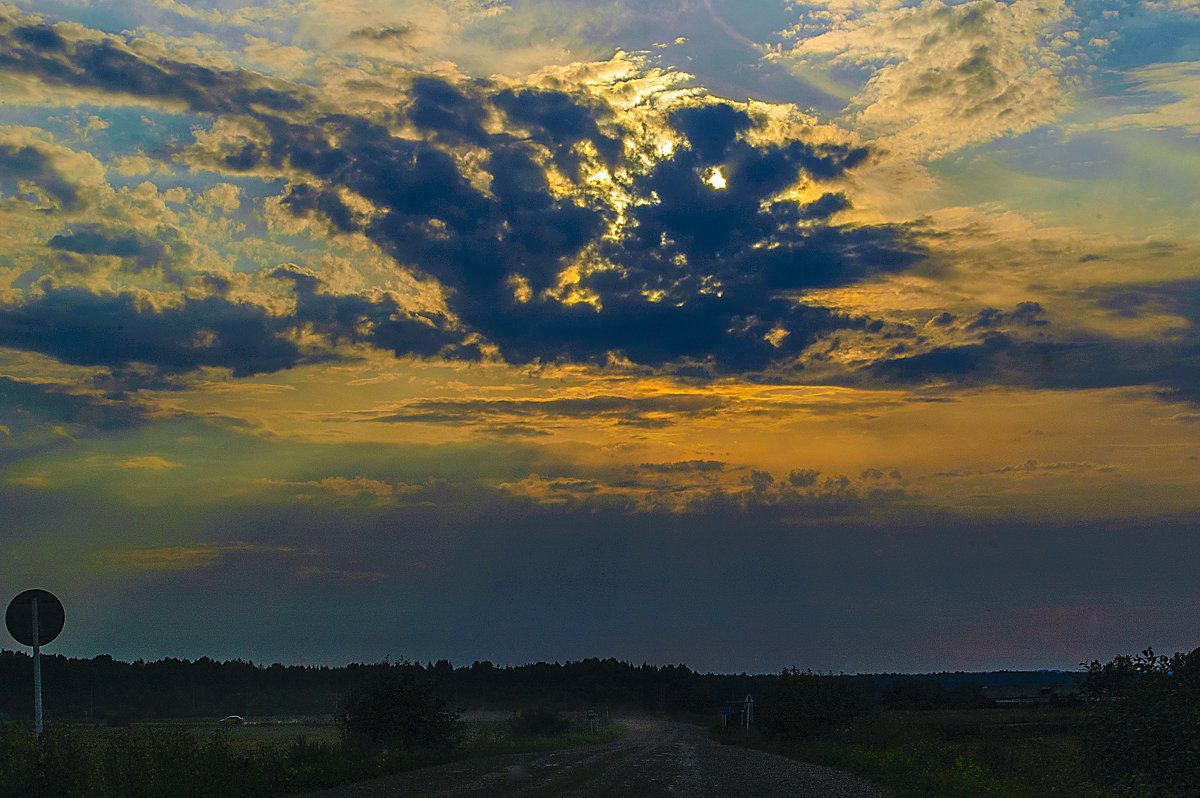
6 589 65 647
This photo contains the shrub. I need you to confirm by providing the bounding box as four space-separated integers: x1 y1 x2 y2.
1084 646 1200 796
336 659 461 749
508 708 572 739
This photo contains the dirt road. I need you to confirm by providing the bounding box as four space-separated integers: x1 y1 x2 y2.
291 717 894 797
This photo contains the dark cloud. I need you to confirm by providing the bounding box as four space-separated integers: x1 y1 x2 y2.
639 460 726 473
407 76 489 144
223 141 259 171
787 468 820 487
47 224 188 280
965 301 1047 330
493 87 622 168
0 14 925 375
798 192 850 220
266 265 470 360
0 287 300 377
1094 290 1148 318
670 103 752 163
245 89 912 372
348 24 416 43
281 184 360 232
867 326 1200 404
0 142 80 210
12 24 67 51
0 18 306 116
871 332 1015 381
848 293 1198 398
370 394 727 427
0 376 145 464
929 311 957 326
67 41 304 113
49 226 145 260
0 264 469 378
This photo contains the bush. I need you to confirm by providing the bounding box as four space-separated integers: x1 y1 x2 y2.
1084 646 1200 796
337 659 461 750
507 708 572 739
760 668 871 740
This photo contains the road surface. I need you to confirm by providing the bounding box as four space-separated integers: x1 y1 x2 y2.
291 716 894 797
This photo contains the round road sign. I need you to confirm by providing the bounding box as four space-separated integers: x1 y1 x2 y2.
6 589 65 647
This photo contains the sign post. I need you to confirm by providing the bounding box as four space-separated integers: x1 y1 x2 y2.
6 589 65 739
32 596 41 736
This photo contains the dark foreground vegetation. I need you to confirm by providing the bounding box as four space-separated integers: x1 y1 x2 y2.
1 646 1196 797
714 647 1200 798
0 659 621 798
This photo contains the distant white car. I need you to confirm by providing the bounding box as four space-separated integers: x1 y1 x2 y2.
219 715 244 725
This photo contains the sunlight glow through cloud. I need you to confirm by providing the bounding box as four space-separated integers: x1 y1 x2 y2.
1 0 1199 673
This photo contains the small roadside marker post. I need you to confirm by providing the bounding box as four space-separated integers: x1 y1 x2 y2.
6 589 65 740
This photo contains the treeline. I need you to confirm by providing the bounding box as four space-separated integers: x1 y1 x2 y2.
0 653 740 722
0 648 1074 724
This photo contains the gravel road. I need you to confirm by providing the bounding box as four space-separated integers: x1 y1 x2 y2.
290 716 895 797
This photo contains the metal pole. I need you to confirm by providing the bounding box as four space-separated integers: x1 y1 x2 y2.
32 596 43 739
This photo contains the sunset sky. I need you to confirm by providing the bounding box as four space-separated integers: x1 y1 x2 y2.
2 0 1199 674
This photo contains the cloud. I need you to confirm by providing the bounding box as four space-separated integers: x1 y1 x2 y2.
1077 61 1200 135
933 459 1118 479
105 545 224 570
0 11 932 378
639 459 725 473
407 75 491 144
0 287 302 377
216 70 923 370
493 85 622 165
257 475 396 505
100 541 292 571
0 141 80 210
864 325 1200 403
0 246 477 376
772 0 1075 157
47 223 187 280
3 5 1196 408
0 374 146 463
348 24 418 44
114 455 179 469
369 393 727 427
0 13 308 116
963 301 1047 330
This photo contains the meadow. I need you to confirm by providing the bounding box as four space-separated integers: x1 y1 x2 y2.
712 701 1196 798
0 711 623 798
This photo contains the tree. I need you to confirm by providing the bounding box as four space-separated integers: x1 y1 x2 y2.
336 659 461 749
1084 647 1200 795
760 668 871 740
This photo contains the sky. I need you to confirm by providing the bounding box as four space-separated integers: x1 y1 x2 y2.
1 0 1199 674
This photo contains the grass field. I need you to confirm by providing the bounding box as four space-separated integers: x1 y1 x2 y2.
120 718 342 748
0 711 623 798
715 706 1132 798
